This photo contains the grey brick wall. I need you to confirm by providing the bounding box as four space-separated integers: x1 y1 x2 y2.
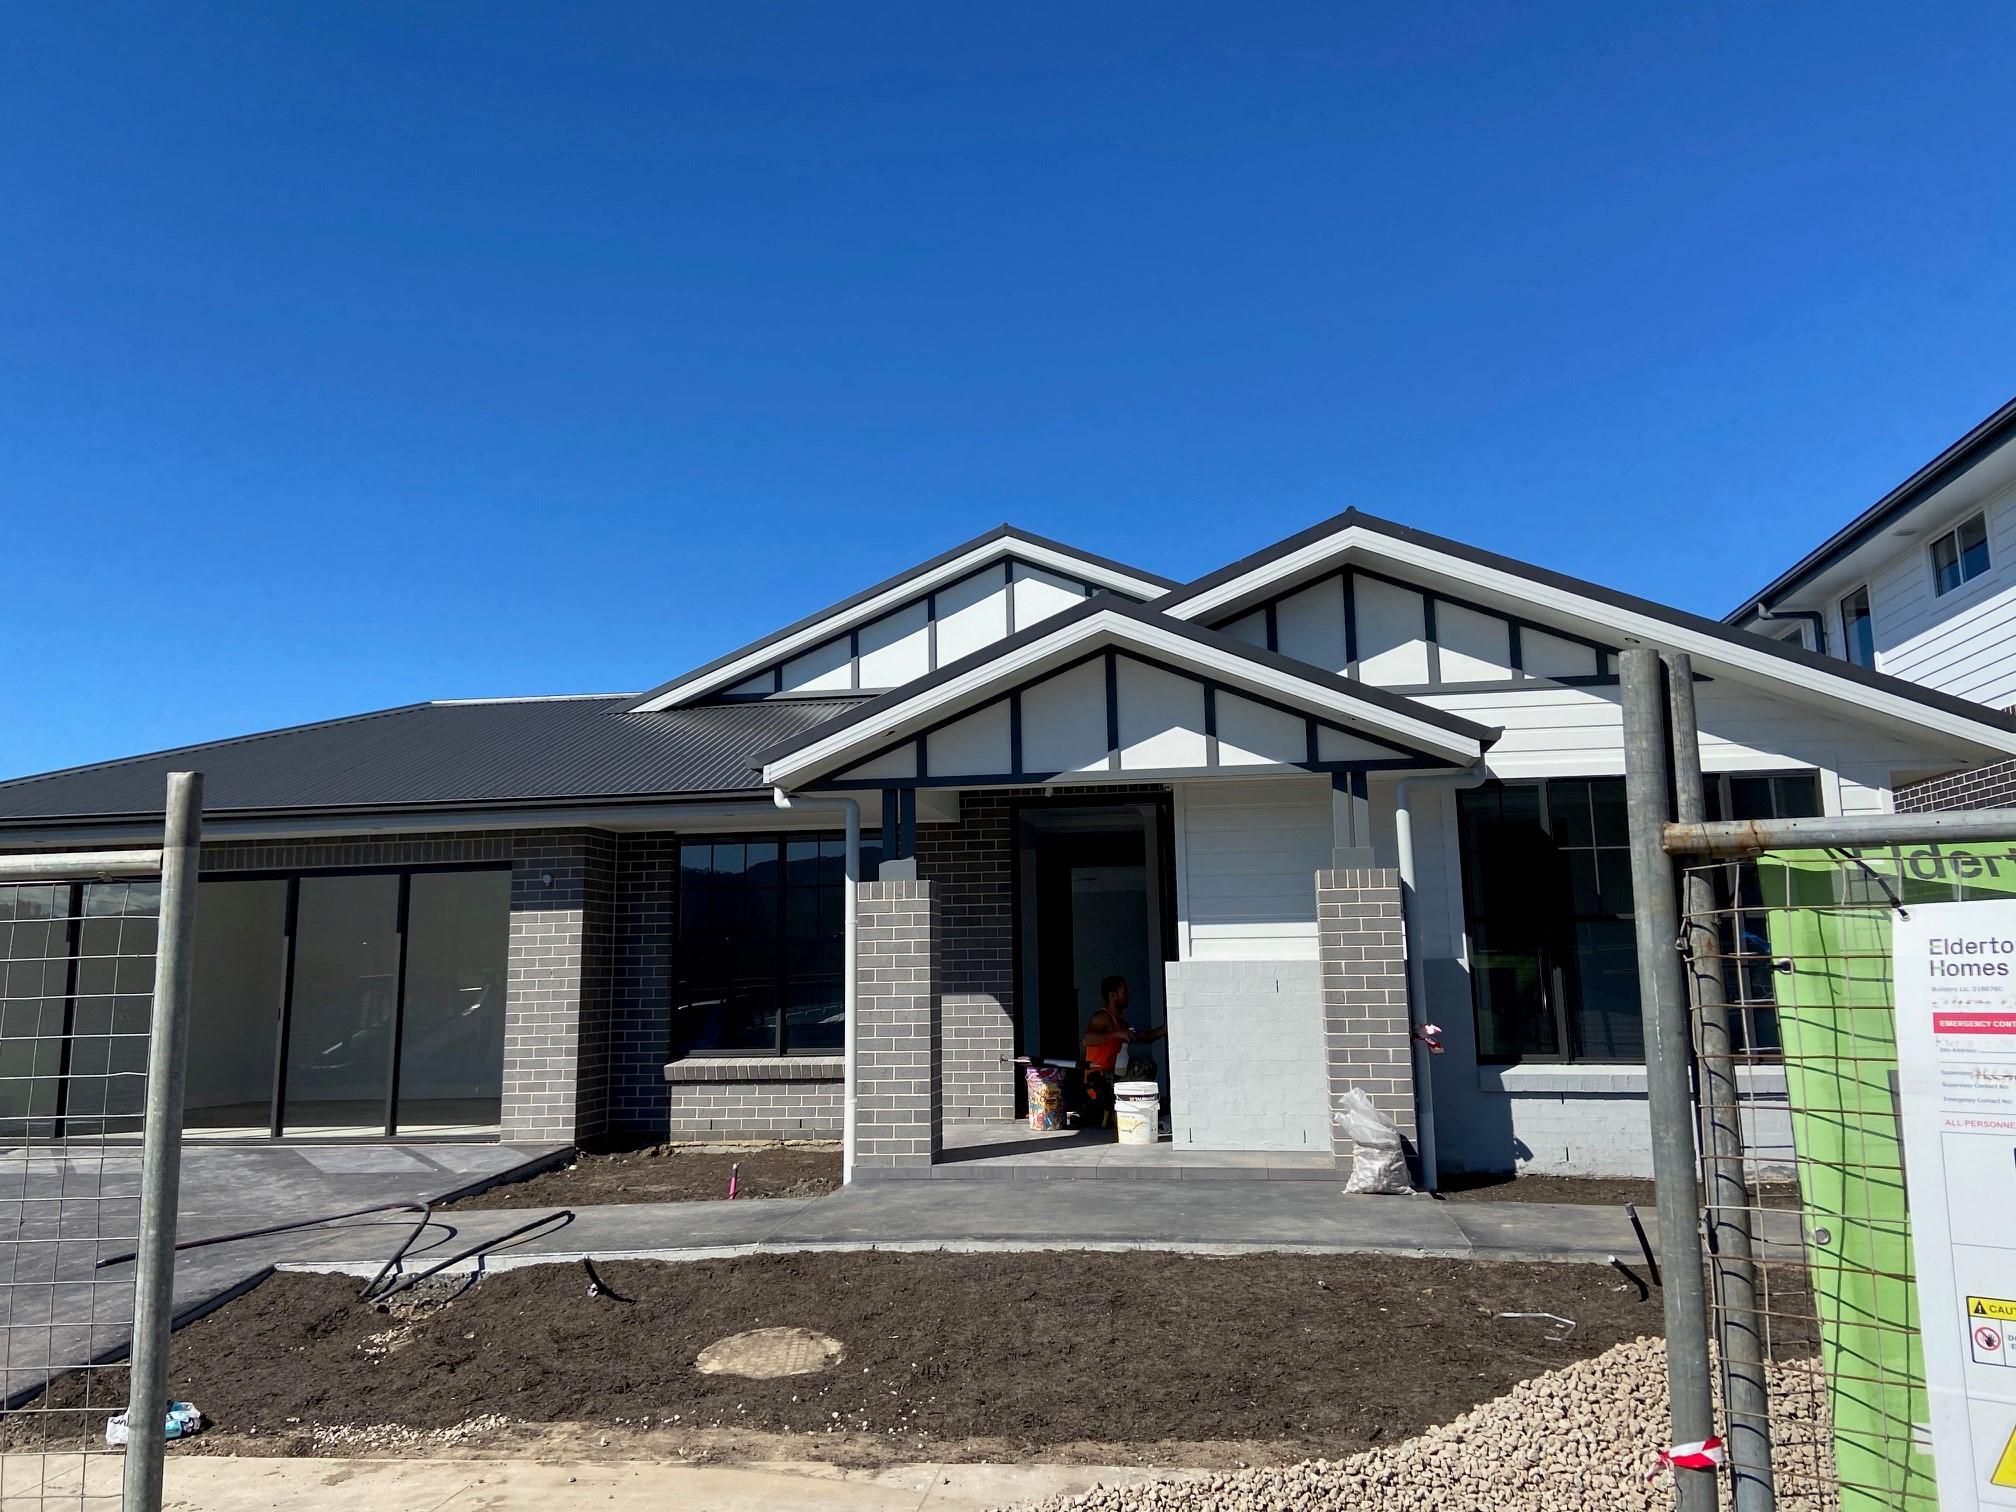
503 830 616 1146
852 880 942 1171
663 1057 842 1139
1316 867 1417 1168
610 833 680 1136
1896 757 2016 812
915 792 1015 1121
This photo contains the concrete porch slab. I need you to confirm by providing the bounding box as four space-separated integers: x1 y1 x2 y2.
920 1119 1337 1182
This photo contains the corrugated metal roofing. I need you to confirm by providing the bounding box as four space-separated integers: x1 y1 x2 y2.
0 697 867 822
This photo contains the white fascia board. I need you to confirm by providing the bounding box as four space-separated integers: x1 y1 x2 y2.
760 609 1482 788
1168 525 2016 760
635 536 1168 711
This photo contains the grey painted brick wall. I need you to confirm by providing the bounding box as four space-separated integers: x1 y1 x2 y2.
611 833 680 1137
1316 867 1417 1169
915 792 1015 1122
1896 757 2016 812
852 880 942 1170
504 830 616 1146
663 1057 842 1139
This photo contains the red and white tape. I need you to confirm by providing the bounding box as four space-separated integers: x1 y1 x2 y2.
1648 1436 1725 1479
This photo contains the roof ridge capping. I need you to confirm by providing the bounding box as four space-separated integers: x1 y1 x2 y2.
749 595 1499 787
627 524 1178 713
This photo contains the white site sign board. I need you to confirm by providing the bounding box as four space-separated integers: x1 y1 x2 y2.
1895 899 2016 1510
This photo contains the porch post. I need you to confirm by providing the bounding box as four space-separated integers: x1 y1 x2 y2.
1316 866 1418 1173
852 878 944 1175
1329 772 1375 869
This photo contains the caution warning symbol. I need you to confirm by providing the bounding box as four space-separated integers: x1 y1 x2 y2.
1971 1296 2016 1323
1994 1424 2016 1489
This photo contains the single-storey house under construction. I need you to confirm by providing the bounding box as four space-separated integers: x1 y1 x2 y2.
5 512 2014 1180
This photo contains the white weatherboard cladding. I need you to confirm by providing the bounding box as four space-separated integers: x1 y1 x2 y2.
1435 601 1516 682
782 637 853 693
1273 577 1348 673
1354 576 1432 684
1011 563 1086 627
1423 675 1945 791
857 600 930 687
1018 657 1110 775
1864 479 2016 708
1215 692 1307 766
926 701 1012 775
933 569 1010 663
1175 776 1331 960
1116 659 1209 771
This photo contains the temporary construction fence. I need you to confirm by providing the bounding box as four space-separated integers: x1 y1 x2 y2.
0 774 202 1511
1624 643 2016 1512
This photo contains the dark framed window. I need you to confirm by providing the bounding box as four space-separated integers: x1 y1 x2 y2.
190 863 511 1136
673 833 881 1056
1457 772 1820 1064
1839 585 1875 668
1930 512 1991 596
1702 771 1823 1053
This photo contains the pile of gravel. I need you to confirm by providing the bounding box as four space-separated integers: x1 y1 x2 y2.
1013 1338 1838 1512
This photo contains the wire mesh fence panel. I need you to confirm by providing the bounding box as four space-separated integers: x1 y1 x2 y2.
0 877 161 1508
1679 842 2016 1512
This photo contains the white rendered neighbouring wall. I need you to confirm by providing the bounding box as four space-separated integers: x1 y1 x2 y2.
1164 776 1335 1150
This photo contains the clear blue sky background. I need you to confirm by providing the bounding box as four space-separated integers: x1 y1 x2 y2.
5 4 2013 779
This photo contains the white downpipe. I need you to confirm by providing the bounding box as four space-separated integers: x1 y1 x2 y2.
774 788 861 1185
1393 764 1489 1193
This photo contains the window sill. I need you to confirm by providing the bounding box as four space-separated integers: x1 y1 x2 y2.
1478 1063 1788 1096
663 1055 844 1083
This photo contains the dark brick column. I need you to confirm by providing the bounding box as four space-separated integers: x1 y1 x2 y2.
914 793 1016 1122
852 879 942 1174
501 830 616 1145
1316 867 1417 1169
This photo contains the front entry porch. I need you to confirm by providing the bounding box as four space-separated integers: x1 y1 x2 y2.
928 1119 1336 1182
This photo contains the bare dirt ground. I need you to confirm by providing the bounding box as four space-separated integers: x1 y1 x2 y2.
445 1141 841 1209
2 1252 1664 1468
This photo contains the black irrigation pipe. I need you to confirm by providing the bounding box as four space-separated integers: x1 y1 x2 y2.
1623 1202 1662 1287
95 1202 434 1283
362 1210 577 1303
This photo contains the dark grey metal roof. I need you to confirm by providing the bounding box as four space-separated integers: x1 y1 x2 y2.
0 696 869 825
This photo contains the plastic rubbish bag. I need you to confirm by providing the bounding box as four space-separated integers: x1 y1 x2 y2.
106 1401 204 1447
1333 1088 1412 1195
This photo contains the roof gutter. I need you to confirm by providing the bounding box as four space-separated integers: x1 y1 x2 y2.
1745 601 1827 656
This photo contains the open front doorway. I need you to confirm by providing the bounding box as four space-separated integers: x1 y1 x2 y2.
1014 798 1176 1126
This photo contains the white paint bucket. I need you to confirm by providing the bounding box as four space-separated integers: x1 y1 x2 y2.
1114 1081 1160 1145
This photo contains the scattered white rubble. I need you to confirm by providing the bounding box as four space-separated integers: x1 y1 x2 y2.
1013 1338 1839 1512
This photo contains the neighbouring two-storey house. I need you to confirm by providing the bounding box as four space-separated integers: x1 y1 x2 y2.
1729 395 2016 811
6 508 2015 1181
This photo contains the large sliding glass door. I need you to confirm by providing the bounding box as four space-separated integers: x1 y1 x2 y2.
179 865 510 1138
281 873 403 1134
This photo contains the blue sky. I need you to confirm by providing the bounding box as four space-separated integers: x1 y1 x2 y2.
4 3 2013 778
